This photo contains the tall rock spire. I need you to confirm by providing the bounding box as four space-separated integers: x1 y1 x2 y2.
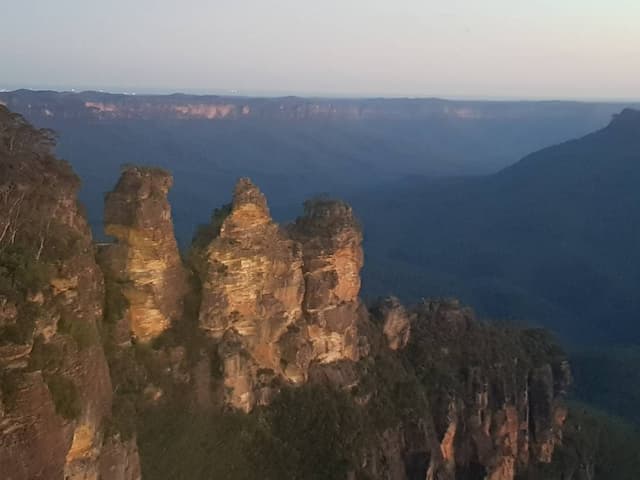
290 197 367 363
197 178 307 411
100 166 187 343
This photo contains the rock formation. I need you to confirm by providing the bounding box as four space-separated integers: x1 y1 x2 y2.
195 184 370 411
196 178 307 410
198 178 305 342
0 106 140 480
0 106 574 480
100 166 187 344
290 198 368 363
373 296 411 350
397 300 570 480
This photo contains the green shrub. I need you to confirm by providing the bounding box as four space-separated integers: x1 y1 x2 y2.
191 204 232 250
0 245 51 345
188 203 232 275
0 244 53 295
524 403 640 480
138 406 296 480
263 384 366 480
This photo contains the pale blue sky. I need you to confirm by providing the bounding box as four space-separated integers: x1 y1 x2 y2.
2 0 639 99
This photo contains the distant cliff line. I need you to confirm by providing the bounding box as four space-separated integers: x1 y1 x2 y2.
1 89 637 122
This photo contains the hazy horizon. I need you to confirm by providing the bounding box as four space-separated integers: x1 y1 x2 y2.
3 0 639 101
2 84 640 104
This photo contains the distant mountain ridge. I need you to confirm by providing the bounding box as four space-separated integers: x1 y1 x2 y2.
356 108 640 345
2 89 638 253
2 89 638 122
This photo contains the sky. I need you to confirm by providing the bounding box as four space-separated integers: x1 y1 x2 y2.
2 0 639 100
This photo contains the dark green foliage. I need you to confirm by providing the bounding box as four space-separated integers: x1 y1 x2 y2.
0 245 52 345
525 403 640 480
0 105 56 155
406 305 563 407
264 384 366 480
355 110 640 346
355 354 428 430
188 203 231 276
191 204 232 250
45 373 81 420
137 384 367 480
0 245 53 295
0 302 42 345
519 328 565 367
0 229 86 347
103 348 148 440
134 306 573 480
138 406 296 480
570 346 640 426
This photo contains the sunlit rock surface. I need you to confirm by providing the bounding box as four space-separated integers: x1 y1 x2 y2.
101 166 187 343
290 198 367 364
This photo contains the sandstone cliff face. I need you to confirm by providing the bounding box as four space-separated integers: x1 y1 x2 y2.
0 106 140 480
367 299 571 480
197 179 307 410
290 198 367 364
198 178 305 342
195 183 369 411
101 166 187 344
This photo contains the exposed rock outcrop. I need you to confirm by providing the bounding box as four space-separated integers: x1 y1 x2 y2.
373 296 411 350
0 106 140 480
386 300 569 480
198 178 305 343
197 179 307 410
290 198 367 364
100 166 187 344
195 184 369 411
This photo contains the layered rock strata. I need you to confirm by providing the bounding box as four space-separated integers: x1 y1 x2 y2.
289 198 367 363
196 183 368 410
100 166 187 344
0 106 140 480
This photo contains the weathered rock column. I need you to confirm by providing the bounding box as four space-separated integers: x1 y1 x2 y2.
290 198 368 363
197 178 307 411
100 166 187 343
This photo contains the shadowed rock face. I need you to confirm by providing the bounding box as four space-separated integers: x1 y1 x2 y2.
290 198 366 363
372 296 412 350
101 166 187 343
393 300 570 480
